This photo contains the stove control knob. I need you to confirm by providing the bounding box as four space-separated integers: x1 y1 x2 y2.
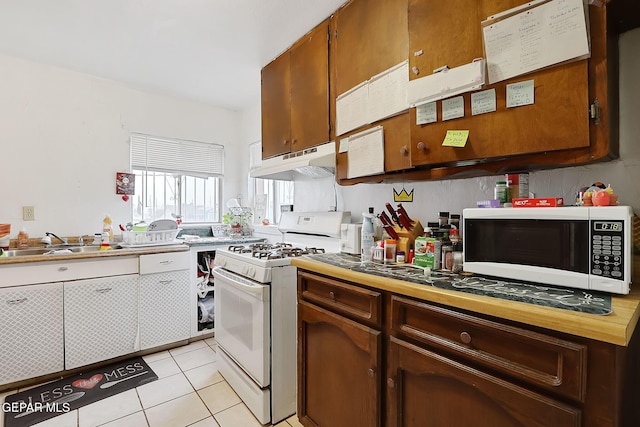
248 267 256 278
217 259 226 267
242 266 248 275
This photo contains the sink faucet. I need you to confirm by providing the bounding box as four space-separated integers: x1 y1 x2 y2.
41 232 68 246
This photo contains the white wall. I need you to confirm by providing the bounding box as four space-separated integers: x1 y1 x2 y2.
0 53 243 238
276 27 640 224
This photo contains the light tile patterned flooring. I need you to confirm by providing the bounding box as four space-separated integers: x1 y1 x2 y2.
0 339 303 427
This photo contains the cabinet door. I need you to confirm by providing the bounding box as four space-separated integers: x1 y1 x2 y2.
386 336 581 427
333 0 411 180
139 270 190 350
0 283 64 385
261 51 292 159
408 0 590 167
64 274 139 370
298 300 381 427
290 20 331 152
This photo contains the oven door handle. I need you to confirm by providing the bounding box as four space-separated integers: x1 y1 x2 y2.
212 266 268 299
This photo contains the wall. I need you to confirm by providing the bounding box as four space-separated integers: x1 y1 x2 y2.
287 27 640 223
0 53 243 238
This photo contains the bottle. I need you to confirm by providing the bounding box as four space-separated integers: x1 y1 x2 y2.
102 215 114 242
361 209 375 262
438 212 450 228
494 181 508 205
18 227 29 249
396 251 405 264
449 214 461 230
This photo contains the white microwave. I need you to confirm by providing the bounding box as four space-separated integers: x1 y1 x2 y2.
463 206 634 294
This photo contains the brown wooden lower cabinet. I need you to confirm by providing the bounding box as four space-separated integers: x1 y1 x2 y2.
297 270 640 427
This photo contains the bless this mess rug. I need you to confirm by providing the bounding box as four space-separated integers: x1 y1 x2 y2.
3 356 157 427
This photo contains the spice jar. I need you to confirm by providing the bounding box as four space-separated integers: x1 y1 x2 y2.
384 239 397 264
396 251 405 264
494 181 508 205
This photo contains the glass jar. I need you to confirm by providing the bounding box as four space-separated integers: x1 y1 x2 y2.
384 239 397 264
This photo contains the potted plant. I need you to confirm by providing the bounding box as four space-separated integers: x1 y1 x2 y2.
223 208 253 235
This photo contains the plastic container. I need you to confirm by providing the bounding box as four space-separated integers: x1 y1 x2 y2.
384 239 397 264
494 181 508 205
17 227 29 249
121 229 181 246
396 251 405 264
361 209 375 262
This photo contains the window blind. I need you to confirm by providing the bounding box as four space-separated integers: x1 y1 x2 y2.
131 133 224 177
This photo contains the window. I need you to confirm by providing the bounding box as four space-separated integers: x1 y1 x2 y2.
253 178 294 224
131 133 224 223
249 141 294 225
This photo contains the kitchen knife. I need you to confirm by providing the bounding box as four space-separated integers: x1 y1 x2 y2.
396 204 413 231
385 203 400 226
383 225 399 240
379 211 393 227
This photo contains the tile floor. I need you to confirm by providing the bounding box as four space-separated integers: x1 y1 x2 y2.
1 339 303 427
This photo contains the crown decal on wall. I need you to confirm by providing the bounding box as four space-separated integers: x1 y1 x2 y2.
393 187 414 202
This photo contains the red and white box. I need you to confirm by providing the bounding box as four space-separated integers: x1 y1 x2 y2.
512 197 564 208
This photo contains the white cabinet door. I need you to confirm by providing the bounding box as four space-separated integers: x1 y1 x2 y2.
139 270 190 350
64 274 139 370
0 283 64 385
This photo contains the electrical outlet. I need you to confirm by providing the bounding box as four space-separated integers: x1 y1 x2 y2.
23 206 35 221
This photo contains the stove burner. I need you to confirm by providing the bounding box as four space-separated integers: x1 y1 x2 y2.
241 244 326 259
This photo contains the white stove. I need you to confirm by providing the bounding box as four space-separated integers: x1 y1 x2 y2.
213 212 348 425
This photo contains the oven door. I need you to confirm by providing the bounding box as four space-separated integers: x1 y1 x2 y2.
213 266 270 387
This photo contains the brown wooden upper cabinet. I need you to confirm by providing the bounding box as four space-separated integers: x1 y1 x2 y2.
408 0 592 168
333 0 412 179
261 20 331 160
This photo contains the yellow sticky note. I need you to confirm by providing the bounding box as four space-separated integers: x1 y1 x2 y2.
442 130 469 147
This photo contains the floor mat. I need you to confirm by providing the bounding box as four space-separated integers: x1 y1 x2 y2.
3 356 157 427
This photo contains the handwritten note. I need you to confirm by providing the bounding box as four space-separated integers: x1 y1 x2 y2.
506 80 535 107
442 96 465 121
416 102 437 125
442 130 469 147
482 0 590 84
471 89 497 116
347 126 385 179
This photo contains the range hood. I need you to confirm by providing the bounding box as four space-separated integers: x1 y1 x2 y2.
250 141 336 181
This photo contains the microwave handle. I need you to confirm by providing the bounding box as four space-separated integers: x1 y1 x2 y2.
212 266 266 298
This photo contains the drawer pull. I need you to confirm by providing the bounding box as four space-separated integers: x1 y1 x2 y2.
159 280 173 285
95 288 112 294
367 368 375 378
460 331 472 344
329 291 336 301
6 298 28 305
387 378 395 388
159 260 173 265
58 266 69 272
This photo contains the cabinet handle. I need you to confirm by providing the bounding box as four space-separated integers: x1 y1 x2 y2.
95 288 112 294
6 298 28 305
460 331 472 344
159 280 173 285
367 368 375 378
387 378 395 388
160 260 173 265
400 145 409 156
58 266 69 272
283 140 288 145
329 291 336 301
416 141 426 150
292 139 297 145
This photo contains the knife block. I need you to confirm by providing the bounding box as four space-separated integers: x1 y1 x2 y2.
392 220 424 254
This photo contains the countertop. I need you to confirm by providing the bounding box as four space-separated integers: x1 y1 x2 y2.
0 244 189 265
291 255 640 347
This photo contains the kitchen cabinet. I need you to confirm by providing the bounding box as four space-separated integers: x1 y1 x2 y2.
139 252 190 350
296 268 640 427
408 0 590 168
261 19 330 159
0 283 64 386
64 274 140 370
332 0 411 179
297 272 382 427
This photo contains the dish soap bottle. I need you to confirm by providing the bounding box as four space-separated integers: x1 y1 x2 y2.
102 215 114 243
18 227 29 249
361 208 375 262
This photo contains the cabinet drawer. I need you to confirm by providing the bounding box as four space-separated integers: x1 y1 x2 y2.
139 251 189 274
390 295 587 402
0 257 139 288
298 271 382 327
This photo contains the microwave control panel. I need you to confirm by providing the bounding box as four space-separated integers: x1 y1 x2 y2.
590 220 625 280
